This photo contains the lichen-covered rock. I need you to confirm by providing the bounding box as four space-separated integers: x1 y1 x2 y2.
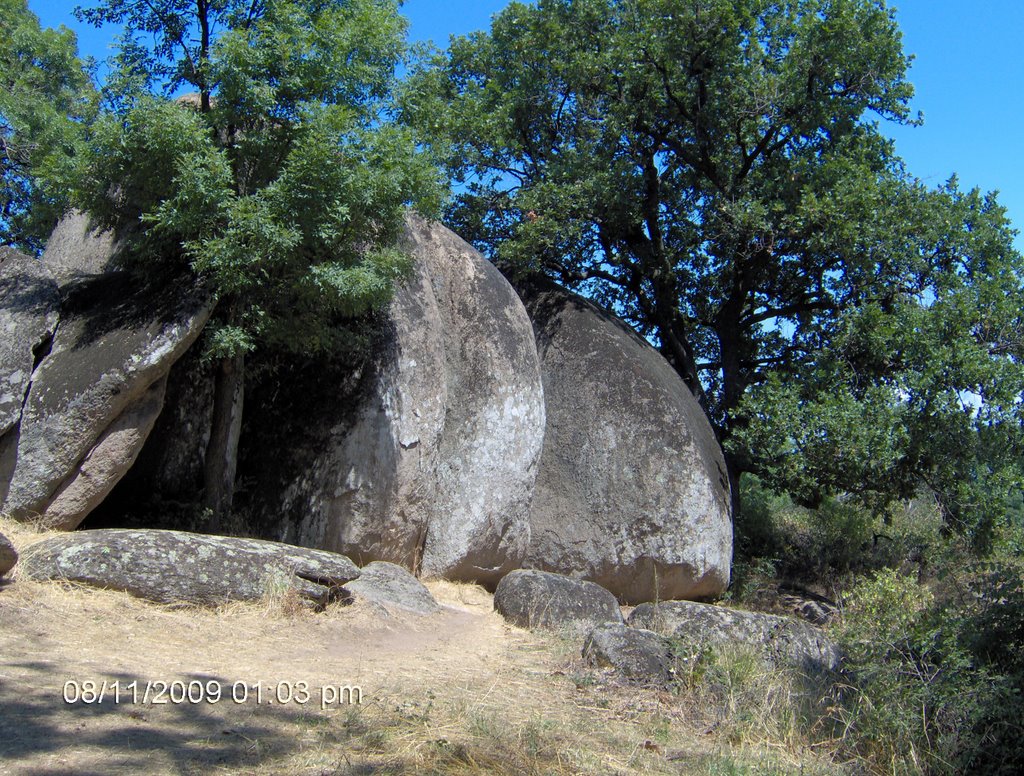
627 601 840 672
583 623 676 685
345 561 441 615
246 214 545 587
1 269 212 529
0 247 60 506
0 531 17 577
493 569 623 630
511 275 732 604
19 529 360 606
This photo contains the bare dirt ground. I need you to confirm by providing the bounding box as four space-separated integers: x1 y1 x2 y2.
0 520 833 775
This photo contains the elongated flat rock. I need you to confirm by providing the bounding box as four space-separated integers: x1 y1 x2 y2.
0 248 60 506
628 600 840 672
19 529 360 606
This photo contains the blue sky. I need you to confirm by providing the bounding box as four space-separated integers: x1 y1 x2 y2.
28 0 1024 245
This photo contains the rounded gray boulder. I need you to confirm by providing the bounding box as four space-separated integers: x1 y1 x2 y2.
345 561 441 615
583 623 677 685
512 276 732 604
248 214 545 588
493 569 623 630
0 531 17 577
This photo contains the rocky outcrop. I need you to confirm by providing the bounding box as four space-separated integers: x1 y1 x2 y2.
0 248 61 507
345 561 441 615
19 528 360 606
493 569 623 630
0 532 17 577
1 268 212 529
248 214 545 587
628 601 840 672
583 623 677 685
511 275 732 604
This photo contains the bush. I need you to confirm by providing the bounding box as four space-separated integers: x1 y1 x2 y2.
834 567 1024 774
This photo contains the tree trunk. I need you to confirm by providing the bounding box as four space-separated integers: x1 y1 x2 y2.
203 354 244 532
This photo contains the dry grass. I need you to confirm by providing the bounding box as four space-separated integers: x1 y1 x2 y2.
0 520 846 775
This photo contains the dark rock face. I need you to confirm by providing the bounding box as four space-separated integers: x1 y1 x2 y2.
246 214 545 587
583 623 677 685
0 532 17 577
1 268 212 529
345 561 441 615
0 248 61 507
493 569 623 630
84 342 216 531
511 275 732 604
627 600 840 672
19 529 360 606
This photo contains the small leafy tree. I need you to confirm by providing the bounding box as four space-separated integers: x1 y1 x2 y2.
405 0 1024 537
0 0 95 252
73 0 440 525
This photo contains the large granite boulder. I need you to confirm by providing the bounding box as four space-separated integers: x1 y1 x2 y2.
493 569 623 630
1 248 212 529
583 623 677 685
0 531 17 577
628 600 840 672
345 561 441 615
19 528 360 606
247 214 545 587
511 276 732 604
0 248 61 506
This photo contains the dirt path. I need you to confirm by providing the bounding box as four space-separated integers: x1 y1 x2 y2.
0 522 834 775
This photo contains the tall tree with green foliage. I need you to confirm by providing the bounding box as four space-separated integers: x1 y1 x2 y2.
404 0 1024 540
0 0 94 252
72 0 440 525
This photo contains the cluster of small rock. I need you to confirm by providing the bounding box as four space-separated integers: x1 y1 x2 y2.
493 569 840 687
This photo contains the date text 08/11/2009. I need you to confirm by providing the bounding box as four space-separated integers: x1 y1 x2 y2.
62 679 362 709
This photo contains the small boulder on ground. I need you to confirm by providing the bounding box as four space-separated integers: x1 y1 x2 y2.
627 600 840 672
345 561 441 615
583 623 677 685
0 532 17 577
493 569 623 630
18 528 360 607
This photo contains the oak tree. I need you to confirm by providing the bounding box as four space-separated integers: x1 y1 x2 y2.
405 0 1024 539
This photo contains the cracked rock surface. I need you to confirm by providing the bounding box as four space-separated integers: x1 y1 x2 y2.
0 247 61 507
